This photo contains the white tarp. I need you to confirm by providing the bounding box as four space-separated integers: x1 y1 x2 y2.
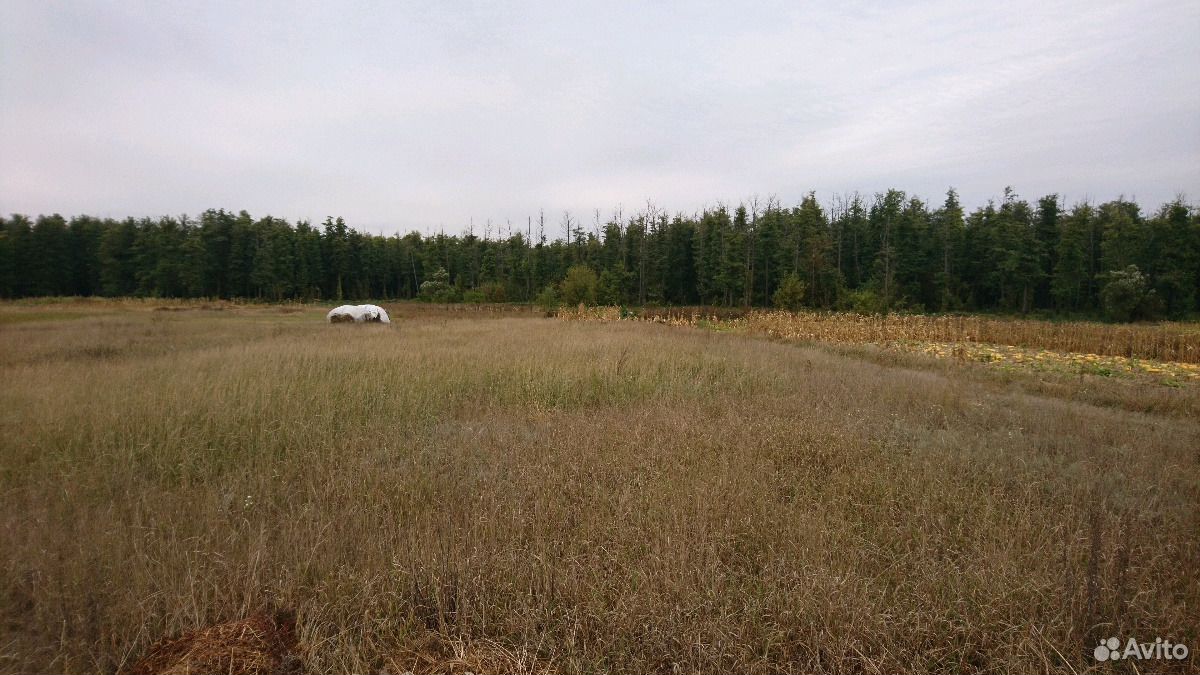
326 304 391 323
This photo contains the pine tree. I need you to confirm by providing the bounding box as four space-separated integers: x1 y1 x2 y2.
1052 203 1095 312
1145 199 1198 316
1033 195 1061 310
930 189 965 311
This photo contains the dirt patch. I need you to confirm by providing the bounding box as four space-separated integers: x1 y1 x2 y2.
384 632 547 675
329 313 357 323
123 610 301 675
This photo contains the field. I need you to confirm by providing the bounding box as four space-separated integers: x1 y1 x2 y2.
1 299 1198 674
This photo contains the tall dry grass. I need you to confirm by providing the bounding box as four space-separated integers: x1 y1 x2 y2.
0 302 1197 673
564 307 1200 363
738 311 1200 362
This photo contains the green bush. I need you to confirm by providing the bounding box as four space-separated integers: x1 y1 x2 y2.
560 265 598 306
844 288 882 314
535 285 560 314
597 269 624 306
772 273 807 311
1100 265 1160 322
418 267 457 303
479 282 508 303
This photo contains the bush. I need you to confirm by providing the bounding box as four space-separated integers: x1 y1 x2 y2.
535 285 560 314
479 282 507 303
1100 265 1159 322
462 289 485 304
560 265 598 306
843 288 883 314
418 267 456 303
597 270 624 306
772 273 807 311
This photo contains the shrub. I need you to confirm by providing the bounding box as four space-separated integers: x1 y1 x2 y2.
597 270 624 306
844 288 883 314
418 268 456 303
1100 265 1159 322
772 273 807 311
534 285 560 314
479 282 508 303
560 265 598 306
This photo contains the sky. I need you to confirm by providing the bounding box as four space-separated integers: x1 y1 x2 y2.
2 0 1198 236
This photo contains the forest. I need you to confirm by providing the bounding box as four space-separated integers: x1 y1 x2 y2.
2 188 1197 320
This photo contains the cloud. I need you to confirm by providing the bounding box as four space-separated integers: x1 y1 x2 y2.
1 0 1197 234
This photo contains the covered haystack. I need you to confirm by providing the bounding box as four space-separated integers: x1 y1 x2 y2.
326 304 391 323
124 610 301 675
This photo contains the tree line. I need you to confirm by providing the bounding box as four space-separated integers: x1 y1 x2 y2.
2 188 1197 320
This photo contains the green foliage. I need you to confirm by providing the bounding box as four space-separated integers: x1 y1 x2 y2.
479 281 507 303
843 288 884 314
560 265 598 306
772 272 807 311
596 269 624 305
535 284 560 313
1 193 1196 321
1051 203 1095 312
418 267 456 303
1100 265 1159 322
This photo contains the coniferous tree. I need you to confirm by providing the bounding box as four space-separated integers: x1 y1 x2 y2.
0 216 13 297
1052 203 1096 312
1033 195 1061 309
2 190 1195 320
1098 199 1143 274
992 188 1043 314
1141 199 1197 317
930 189 965 311
31 215 71 296
98 218 138 297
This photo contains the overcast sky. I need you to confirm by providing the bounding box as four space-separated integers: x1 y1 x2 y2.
2 1 1198 236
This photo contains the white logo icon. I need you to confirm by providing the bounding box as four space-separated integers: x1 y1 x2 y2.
1093 637 1122 661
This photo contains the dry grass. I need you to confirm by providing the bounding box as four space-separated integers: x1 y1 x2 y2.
122 609 300 675
386 631 549 675
1 301 1197 674
741 310 1200 362
561 307 1200 386
563 307 1200 363
904 341 1200 383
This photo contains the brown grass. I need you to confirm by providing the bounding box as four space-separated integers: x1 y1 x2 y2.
743 310 1200 362
386 631 548 675
562 307 1200 363
122 609 300 675
0 301 1197 673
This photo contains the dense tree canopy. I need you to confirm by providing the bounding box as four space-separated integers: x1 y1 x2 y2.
2 189 1198 319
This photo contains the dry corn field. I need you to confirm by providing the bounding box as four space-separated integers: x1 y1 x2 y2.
2 300 1198 674
563 307 1200 385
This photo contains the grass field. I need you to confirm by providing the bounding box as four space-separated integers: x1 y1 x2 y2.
1 300 1197 673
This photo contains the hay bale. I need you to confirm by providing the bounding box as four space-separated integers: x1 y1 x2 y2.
326 304 391 323
124 610 301 675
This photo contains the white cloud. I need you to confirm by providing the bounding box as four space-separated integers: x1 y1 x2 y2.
1 0 1196 233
